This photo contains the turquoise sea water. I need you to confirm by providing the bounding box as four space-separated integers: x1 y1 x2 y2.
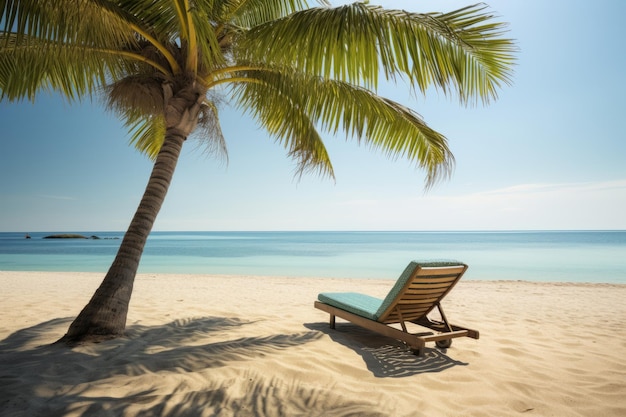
0 231 625 283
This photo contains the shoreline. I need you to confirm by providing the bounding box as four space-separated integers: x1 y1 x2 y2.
1 271 625 416
2 269 626 285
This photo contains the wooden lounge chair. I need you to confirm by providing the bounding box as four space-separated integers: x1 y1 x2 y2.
314 261 479 355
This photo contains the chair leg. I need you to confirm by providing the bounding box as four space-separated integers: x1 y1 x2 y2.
396 308 409 333
436 303 454 333
330 314 336 329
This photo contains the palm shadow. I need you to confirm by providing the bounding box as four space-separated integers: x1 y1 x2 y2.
0 316 330 416
305 322 468 377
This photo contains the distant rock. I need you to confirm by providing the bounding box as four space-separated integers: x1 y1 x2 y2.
42 234 117 240
44 234 89 239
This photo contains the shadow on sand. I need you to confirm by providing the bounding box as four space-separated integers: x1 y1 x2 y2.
305 322 468 377
0 317 388 417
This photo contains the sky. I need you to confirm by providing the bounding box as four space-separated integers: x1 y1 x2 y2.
1 0 625 232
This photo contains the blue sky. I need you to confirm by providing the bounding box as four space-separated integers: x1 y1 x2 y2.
1 0 625 232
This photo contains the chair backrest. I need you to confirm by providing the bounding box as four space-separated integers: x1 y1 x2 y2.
375 261 468 323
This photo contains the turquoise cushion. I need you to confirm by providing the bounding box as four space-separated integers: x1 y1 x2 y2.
318 292 383 320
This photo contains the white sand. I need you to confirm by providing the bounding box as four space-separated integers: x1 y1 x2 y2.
1 271 625 416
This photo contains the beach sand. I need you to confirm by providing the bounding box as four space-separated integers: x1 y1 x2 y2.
1 271 625 417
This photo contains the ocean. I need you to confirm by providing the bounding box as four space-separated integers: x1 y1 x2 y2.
0 231 624 283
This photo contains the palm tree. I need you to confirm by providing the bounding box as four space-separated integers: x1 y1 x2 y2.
0 0 515 344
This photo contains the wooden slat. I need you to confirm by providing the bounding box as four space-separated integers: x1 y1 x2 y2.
416 267 465 276
398 296 441 304
396 311 429 319
400 295 446 303
401 305 431 311
413 284 453 291
408 289 445 296
387 311 422 318
404 288 448 295
413 276 458 284
384 310 430 322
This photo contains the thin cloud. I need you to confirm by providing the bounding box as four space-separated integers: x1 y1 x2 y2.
461 179 626 198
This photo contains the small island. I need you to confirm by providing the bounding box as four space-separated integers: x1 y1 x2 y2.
44 234 89 239
42 234 114 240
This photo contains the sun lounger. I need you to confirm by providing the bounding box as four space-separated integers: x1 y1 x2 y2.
314 261 479 355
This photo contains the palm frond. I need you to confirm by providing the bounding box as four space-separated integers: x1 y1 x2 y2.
231 70 335 178
90 0 183 74
188 2 225 72
1 0 135 47
231 68 454 186
302 76 455 188
125 112 166 159
221 0 312 28
0 31 171 100
0 0 173 101
102 0 180 40
239 3 516 104
436 5 517 102
0 34 104 100
192 93 229 163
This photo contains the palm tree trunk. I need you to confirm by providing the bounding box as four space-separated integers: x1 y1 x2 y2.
57 129 186 345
